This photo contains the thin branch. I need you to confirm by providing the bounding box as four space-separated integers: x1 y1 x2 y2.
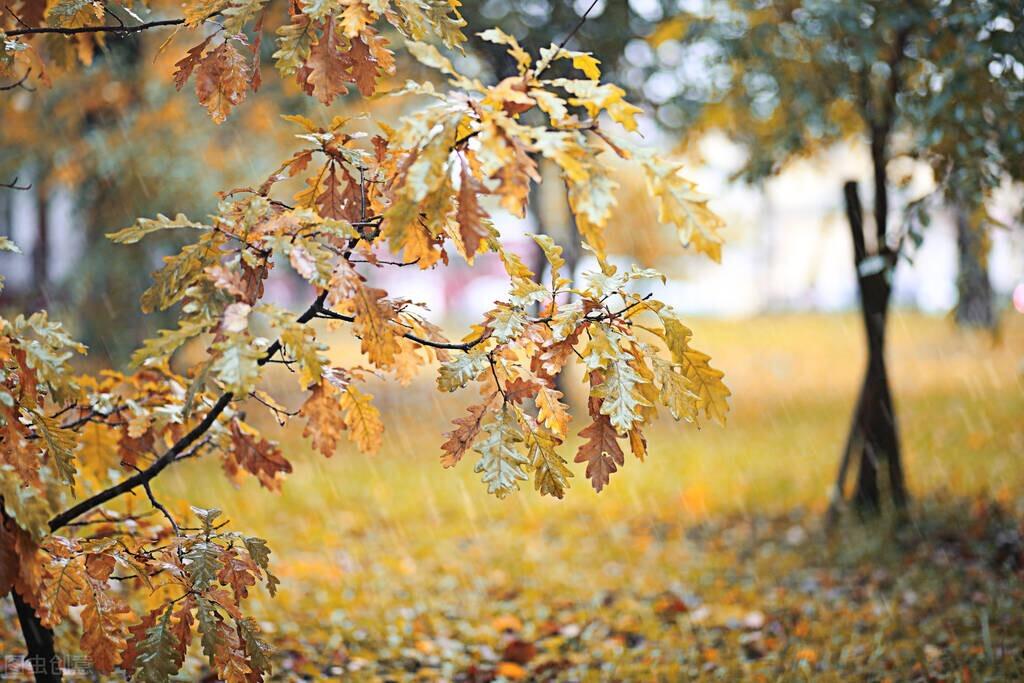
6 16 186 37
0 70 32 92
128 464 180 536
48 291 329 532
315 293 653 353
533 0 601 77
314 306 488 351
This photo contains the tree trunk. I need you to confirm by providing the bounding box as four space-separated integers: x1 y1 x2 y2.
954 207 994 328
32 186 49 296
10 589 62 682
829 180 907 520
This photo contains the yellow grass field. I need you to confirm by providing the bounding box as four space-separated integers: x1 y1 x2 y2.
153 311 1024 680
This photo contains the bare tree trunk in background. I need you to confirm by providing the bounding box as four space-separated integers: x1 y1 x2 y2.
31 185 49 308
829 180 907 521
955 207 995 328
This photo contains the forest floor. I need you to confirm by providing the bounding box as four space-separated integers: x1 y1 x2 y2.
10 312 1024 680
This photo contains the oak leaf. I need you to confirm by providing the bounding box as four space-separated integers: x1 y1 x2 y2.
440 397 494 467
195 41 251 124
574 412 625 492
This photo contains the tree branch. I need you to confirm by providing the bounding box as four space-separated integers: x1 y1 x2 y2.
0 175 31 190
47 290 329 532
6 16 185 37
314 293 653 353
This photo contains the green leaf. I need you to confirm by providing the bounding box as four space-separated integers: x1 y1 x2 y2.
592 357 651 434
195 596 221 662
134 608 185 683
244 536 280 597
652 357 698 422
524 420 572 499
131 318 212 369
184 541 223 591
473 405 528 498
238 617 273 675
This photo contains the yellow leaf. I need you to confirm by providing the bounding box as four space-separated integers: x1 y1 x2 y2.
340 385 384 454
535 385 570 438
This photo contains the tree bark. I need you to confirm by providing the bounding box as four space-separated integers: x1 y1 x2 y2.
830 180 907 519
10 589 62 682
954 207 995 328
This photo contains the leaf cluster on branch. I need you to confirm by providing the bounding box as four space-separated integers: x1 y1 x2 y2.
1 2 728 678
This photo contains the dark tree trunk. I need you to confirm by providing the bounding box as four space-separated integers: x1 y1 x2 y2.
32 187 49 294
954 208 995 328
829 180 907 520
10 589 62 682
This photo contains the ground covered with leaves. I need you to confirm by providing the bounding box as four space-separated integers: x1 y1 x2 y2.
3 313 1022 680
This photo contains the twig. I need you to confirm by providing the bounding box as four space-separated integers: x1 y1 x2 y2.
6 16 186 37
128 464 180 536
0 71 32 92
533 0 601 78
314 293 652 352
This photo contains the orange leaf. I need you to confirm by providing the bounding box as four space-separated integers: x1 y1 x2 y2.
301 382 347 457
440 398 494 467
80 578 130 673
227 421 292 490
195 41 251 124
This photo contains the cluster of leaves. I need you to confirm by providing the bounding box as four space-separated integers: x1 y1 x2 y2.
0 240 279 678
111 31 729 502
1 7 729 679
2 0 463 111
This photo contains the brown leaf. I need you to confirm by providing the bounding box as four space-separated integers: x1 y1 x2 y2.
194 41 251 124
440 397 494 468
574 412 625 493
173 35 214 91
316 163 347 220
345 35 379 96
227 421 292 490
216 548 259 603
456 159 490 261
304 18 351 106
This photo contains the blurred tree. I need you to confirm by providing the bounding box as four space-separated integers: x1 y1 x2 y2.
954 202 995 329
0 18 299 361
645 0 1024 515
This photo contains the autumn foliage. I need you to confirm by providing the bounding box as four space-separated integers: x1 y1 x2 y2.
1 1 728 678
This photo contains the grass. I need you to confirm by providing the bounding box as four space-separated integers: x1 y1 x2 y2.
142 311 1024 680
